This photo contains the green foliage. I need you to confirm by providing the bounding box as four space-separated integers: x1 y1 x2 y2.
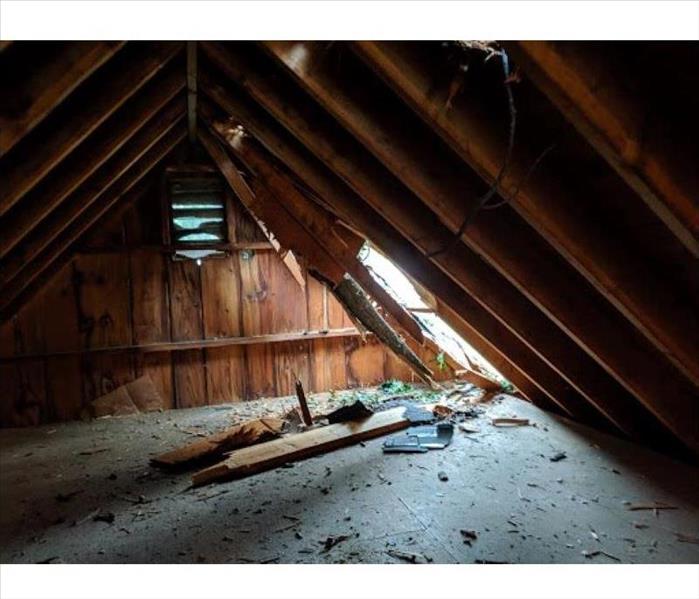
379 379 413 394
435 351 447 372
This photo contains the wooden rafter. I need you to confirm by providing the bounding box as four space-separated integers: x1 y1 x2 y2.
201 44 683 440
196 125 306 289
504 41 699 256
352 41 699 390
0 100 187 287
198 77 588 418
259 41 699 454
0 67 186 259
0 41 183 216
199 124 433 383
203 113 425 346
0 41 126 157
0 179 155 324
0 123 187 316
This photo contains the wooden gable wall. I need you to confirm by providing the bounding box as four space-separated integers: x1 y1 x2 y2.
0 180 453 427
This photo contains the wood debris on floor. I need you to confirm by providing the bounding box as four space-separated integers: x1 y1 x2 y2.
1 386 698 565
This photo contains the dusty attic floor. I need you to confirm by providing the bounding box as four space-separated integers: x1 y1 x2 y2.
1 387 698 564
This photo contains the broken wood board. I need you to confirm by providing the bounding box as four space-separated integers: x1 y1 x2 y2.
89 374 164 418
491 418 530 427
453 368 502 392
192 407 410 486
151 417 285 468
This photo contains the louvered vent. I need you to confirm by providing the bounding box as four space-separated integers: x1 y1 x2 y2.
169 175 227 244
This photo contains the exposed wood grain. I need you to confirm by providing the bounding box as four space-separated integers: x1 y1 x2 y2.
241 41 696 449
198 50 595 419
74 254 131 349
309 338 347 392
173 349 207 409
244 343 275 400
82 352 134 406
201 255 242 338
151 417 285 468
134 352 174 410
130 250 170 345
198 71 571 414
205 346 245 404
192 407 411 485
345 336 386 388
206 117 424 346
169 259 204 342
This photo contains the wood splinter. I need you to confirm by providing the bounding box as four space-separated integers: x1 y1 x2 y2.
295 379 313 426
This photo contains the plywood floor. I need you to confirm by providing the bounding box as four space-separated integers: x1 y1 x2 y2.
1 390 698 564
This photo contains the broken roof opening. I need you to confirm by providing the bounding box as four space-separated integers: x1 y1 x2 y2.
358 244 509 387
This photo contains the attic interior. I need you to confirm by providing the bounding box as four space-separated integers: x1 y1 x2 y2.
0 40 697 566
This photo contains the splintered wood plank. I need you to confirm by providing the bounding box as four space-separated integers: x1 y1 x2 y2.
201 256 241 338
244 343 275 400
205 346 245 404
0 41 126 156
345 336 386 387
130 250 169 345
169 260 204 341
192 407 410 485
309 337 347 392
134 352 174 410
0 360 46 427
45 355 83 421
75 254 131 348
173 349 207 409
152 417 285 468
273 340 310 397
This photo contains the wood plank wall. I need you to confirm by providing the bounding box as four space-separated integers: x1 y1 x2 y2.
0 184 453 427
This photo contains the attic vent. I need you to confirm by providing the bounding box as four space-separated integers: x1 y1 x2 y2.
168 175 227 244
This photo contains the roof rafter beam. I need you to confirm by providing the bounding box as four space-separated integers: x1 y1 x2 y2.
198 124 431 382
0 177 157 324
0 41 183 216
0 41 127 157
352 41 699 389
0 99 186 288
202 113 424 346
198 74 589 419
261 40 699 455
0 121 187 314
504 41 699 256
0 65 186 259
